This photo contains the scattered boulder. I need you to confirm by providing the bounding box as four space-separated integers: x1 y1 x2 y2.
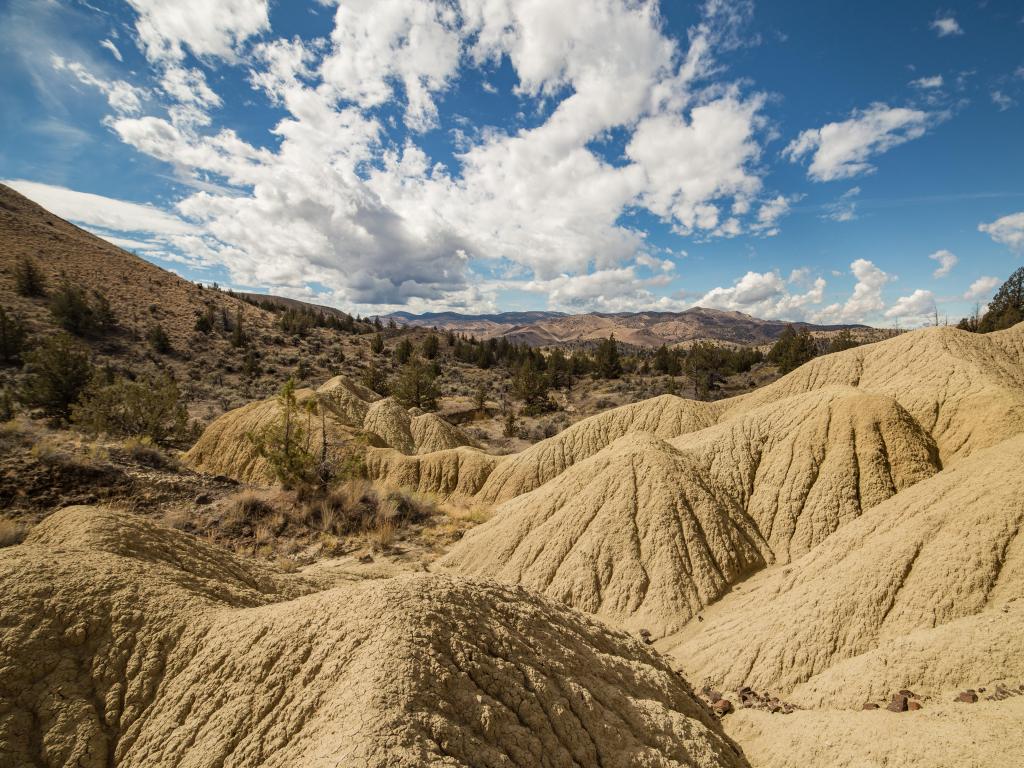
887 694 909 712
712 699 734 717
957 690 979 703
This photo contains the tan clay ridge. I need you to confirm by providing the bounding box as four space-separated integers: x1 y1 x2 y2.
0 506 749 768
439 387 941 636
667 432 1024 709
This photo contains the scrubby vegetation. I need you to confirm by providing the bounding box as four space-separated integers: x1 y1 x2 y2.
18 333 93 419
958 266 1024 333
73 373 192 445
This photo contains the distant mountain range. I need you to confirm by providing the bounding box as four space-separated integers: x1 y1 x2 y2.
385 308 870 348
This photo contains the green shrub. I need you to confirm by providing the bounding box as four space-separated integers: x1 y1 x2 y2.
768 326 818 374
0 306 27 364
14 258 46 297
0 389 14 421
247 379 320 490
49 278 95 335
390 358 438 410
146 323 172 354
18 333 93 418
73 373 189 445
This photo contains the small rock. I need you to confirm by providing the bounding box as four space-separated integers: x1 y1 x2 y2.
908 700 923 711
712 699 733 717
701 686 722 703
194 493 213 505
956 691 978 704
863 703 880 710
638 628 653 645
898 689 916 699
357 553 374 564
887 694 909 712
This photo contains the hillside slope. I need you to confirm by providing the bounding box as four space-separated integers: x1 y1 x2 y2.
0 183 365 422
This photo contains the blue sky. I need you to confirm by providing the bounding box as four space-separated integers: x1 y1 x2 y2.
1 0 1022 324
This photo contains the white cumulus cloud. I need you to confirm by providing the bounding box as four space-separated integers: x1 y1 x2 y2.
979 212 1024 251
930 16 963 37
125 0 269 63
885 289 936 320
928 249 957 278
812 258 892 323
3 179 199 237
964 276 1000 301
784 103 935 181
697 269 825 320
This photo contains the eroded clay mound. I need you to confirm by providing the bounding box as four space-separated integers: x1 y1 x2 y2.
669 434 1024 708
441 389 938 636
728 323 1024 464
669 387 940 562
477 394 723 503
184 382 366 484
316 374 380 425
0 506 748 768
186 381 473 483
362 397 474 455
410 412 476 453
365 445 505 500
0 507 299 768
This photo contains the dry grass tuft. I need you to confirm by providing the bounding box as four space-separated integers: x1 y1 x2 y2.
122 437 178 470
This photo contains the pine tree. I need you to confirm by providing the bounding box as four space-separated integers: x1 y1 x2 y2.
146 323 172 354
594 334 623 379
14 257 46 297
978 266 1024 332
362 360 389 395
394 337 414 364
826 329 858 354
545 348 572 389
391 359 439 410
19 333 93 418
768 326 818 374
512 355 550 412
421 333 440 359
682 341 722 400
49 277 95 335
230 307 247 347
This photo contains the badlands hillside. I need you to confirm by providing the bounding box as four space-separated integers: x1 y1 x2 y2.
3 180 1024 765
0 183 375 423
2 319 1023 766
377 321 1021 765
